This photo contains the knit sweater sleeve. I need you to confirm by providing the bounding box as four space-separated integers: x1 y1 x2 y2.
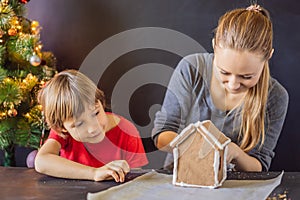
151 53 205 144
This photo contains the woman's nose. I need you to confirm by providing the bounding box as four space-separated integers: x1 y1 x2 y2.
228 76 240 90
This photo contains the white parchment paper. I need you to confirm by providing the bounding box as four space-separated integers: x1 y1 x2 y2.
87 171 283 200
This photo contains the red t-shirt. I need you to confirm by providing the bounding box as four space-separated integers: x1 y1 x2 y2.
48 113 148 168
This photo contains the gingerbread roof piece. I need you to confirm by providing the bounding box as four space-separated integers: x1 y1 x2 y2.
170 120 231 188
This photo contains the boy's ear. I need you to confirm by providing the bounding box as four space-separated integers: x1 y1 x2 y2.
53 125 68 134
57 128 68 139
61 128 68 133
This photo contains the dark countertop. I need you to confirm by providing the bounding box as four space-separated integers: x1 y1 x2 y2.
0 167 298 200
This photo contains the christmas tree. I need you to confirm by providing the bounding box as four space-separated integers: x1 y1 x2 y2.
0 0 56 166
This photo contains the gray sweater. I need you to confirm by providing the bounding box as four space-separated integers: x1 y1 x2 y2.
152 53 289 171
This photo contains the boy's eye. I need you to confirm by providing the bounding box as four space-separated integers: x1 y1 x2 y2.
74 121 83 127
93 111 100 117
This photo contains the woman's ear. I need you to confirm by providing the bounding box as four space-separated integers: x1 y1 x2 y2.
268 48 274 59
212 38 215 49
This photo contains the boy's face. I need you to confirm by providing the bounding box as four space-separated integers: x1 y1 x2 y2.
63 101 108 143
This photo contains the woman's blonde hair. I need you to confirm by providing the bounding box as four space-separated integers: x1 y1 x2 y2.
214 5 273 152
38 69 106 133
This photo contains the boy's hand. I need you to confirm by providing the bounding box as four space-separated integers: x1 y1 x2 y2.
93 160 130 182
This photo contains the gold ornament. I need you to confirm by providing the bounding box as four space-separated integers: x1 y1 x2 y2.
8 28 17 36
31 21 40 35
0 112 7 119
1 0 9 7
37 105 43 110
11 17 19 26
8 109 17 117
31 21 39 27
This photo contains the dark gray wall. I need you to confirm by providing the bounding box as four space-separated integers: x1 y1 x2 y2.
1 0 299 171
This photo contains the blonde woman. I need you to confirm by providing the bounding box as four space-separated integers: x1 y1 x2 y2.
152 4 288 172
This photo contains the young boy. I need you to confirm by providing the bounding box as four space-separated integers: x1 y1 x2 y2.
35 69 148 182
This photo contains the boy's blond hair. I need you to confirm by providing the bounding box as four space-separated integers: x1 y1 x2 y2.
38 69 106 134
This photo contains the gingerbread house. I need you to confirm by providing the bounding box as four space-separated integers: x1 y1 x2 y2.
170 120 231 188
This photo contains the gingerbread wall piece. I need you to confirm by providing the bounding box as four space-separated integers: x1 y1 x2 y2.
170 120 231 188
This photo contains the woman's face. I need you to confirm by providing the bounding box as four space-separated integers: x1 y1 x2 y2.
213 47 266 94
63 101 108 143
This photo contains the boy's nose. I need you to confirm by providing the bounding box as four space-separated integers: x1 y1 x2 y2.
87 124 98 135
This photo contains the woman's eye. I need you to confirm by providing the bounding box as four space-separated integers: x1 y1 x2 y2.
242 76 253 80
220 71 230 75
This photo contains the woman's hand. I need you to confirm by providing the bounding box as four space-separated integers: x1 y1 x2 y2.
157 131 178 152
226 142 262 171
93 160 130 182
226 142 241 165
